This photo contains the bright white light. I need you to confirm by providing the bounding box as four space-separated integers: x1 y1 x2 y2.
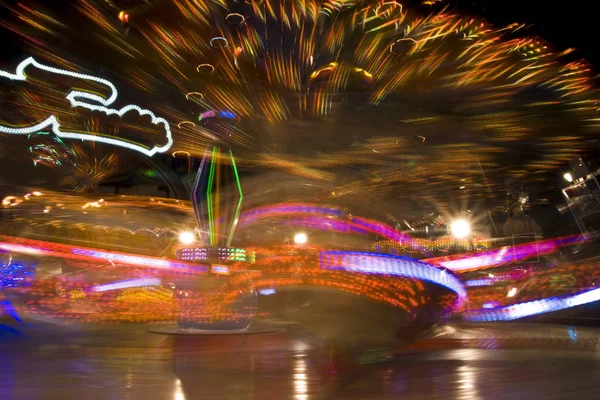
174 378 186 400
91 278 161 293
450 219 471 239
179 231 196 245
0 57 173 157
563 172 573 182
2 196 22 207
294 232 308 244
507 287 518 297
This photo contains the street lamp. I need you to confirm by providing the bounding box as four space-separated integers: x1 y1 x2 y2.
294 232 308 245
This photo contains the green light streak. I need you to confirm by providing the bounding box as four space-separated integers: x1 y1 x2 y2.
206 147 217 246
227 149 244 247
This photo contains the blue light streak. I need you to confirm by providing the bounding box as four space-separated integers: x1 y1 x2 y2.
320 251 467 306
464 286 600 321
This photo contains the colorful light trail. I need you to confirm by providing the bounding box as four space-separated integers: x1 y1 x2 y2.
0 57 174 157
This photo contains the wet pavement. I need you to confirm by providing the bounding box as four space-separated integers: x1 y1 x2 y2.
1 319 600 399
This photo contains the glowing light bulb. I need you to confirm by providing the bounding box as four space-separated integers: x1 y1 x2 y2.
294 233 308 244
450 219 471 239
179 231 196 245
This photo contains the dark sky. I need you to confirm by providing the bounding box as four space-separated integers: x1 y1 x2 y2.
1 1 598 66
454 0 598 67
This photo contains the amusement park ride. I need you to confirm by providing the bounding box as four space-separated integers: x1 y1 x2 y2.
0 55 599 329
0 49 474 329
1 143 598 331
169 146 258 332
0 145 474 331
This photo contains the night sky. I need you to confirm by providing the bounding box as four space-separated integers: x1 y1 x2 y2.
456 1 598 67
0 1 597 66
0 0 598 237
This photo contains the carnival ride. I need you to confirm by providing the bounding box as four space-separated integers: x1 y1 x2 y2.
1 0 600 330
0 158 594 330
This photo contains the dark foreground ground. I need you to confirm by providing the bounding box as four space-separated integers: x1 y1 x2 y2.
1 317 600 400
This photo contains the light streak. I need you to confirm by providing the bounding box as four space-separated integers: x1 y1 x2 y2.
198 110 237 121
209 36 228 48
320 251 467 306
81 199 104 209
206 147 217 245
465 279 496 287
196 63 215 73
118 11 129 23
177 121 196 128
199 110 216 120
91 278 161 292
0 299 21 322
185 92 203 100
211 265 230 275
309 62 338 79
428 235 586 272
238 204 344 228
225 13 245 25
0 242 44 256
220 110 236 119
464 287 600 321
227 150 244 247
0 234 208 274
2 196 22 207
0 57 173 157
390 38 417 54
71 248 189 270
192 148 209 244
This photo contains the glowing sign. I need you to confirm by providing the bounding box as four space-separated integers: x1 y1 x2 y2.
0 57 173 157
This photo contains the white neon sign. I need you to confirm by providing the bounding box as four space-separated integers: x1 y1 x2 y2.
0 57 173 157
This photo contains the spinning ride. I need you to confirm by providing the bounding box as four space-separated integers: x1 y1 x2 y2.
173 147 257 331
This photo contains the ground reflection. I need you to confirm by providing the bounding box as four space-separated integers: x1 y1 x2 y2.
2 322 600 399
